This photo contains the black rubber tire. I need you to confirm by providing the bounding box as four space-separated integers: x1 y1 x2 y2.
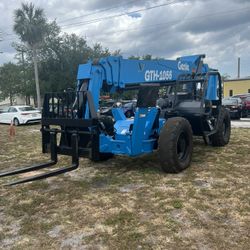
88 144 114 162
158 117 193 173
98 153 114 161
210 107 231 146
90 116 114 162
99 116 114 136
13 118 19 126
90 151 114 162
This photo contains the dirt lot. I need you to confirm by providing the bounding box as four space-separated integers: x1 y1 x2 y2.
0 124 249 249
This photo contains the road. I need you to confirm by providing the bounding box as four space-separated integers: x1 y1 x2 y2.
231 118 250 128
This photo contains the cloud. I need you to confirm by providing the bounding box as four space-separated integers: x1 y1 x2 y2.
0 0 250 77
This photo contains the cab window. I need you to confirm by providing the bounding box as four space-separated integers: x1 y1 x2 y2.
8 107 18 112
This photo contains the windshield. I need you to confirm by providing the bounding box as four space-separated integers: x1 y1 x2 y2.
222 99 238 105
124 103 133 108
18 106 36 111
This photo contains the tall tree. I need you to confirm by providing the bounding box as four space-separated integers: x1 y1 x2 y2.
13 2 48 109
38 33 116 93
0 63 22 105
13 43 34 104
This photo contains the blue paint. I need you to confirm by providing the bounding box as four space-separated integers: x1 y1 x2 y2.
77 63 92 80
112 108 126 121
76 54 215 157
206 75 219 100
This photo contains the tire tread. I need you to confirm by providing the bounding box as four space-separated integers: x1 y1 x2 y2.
158 117 193 173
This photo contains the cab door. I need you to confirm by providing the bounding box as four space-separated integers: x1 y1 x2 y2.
0 107 10 123
205 73 222 104
5 107 18 124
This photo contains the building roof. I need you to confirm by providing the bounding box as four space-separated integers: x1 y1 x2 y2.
224 77 250 82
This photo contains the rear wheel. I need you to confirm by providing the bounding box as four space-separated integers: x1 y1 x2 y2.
158 117 193 173
13 118 19 126
98 153 114 161
210 107 231 146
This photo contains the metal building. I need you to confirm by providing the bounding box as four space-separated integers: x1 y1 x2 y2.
223 78 250 97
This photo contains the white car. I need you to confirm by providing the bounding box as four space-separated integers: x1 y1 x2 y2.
0 105 41 126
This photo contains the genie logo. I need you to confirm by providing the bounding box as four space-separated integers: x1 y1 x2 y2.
178 61 190 71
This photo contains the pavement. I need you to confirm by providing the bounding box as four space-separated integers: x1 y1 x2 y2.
231 118 250 128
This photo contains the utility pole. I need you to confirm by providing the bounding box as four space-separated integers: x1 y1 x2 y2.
237 57 240 79
20 49 30 105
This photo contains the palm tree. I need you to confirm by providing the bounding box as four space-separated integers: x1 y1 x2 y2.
13 3 48 109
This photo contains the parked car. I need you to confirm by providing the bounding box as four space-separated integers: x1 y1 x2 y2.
0 105 41 125
243 96 250 116
232 93 250 98
232 94 250 117
222 98 242 119
122 101 136 118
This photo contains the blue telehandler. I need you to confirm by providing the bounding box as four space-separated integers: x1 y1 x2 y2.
0 54 231 185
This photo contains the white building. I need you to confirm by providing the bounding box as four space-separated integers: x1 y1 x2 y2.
0 96 34 108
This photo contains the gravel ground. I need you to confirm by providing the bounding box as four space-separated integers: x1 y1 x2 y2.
231 118 250 128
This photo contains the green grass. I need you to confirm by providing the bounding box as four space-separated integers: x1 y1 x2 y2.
172 200 183 209
0 124 249 249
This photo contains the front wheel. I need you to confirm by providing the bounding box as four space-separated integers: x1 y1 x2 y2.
13 118 20 126
158 117 193 173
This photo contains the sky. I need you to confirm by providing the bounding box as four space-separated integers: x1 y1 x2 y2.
0 0 250 78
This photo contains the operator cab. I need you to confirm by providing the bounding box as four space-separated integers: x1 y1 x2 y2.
158 81 209 116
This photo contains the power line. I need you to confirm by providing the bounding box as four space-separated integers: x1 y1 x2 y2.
2 5 250 44
0 0 183 41
0 0 163 39
57 0 138 24
0 0 141 37
1 34 17 40
0 29 15 39
81 7 250 38
61 0 185 28
0 30 15 38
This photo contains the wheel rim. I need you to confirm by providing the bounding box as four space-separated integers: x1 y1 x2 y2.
177 132 189 160
14 119 18 126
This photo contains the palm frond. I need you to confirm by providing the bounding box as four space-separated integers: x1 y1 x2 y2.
13 2 48 48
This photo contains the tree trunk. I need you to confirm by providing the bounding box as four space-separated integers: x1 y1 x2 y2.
9 93 13 106
33 95 37 107
32 49 41 109
26 95 30 105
